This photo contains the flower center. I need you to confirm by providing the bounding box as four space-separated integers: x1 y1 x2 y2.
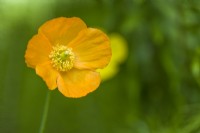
49 45 75 72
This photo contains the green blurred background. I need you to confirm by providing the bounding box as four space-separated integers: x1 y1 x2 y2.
0 0 200 133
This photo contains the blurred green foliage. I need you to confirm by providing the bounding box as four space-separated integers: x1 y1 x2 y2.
0 0 200 133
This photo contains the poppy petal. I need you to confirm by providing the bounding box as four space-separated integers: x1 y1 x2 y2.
39 17 87 46
25 34 51 68
36 62 59 90
57 69 100 98
68 28 111 69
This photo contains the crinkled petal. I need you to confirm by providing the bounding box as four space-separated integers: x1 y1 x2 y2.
39 17 87 46
68 28 111 70
57 69 100 98
36 62 59 90
25 34 52 68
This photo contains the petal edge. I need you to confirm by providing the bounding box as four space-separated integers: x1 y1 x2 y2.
36 62 59 90
57 69 101 98
68 28 112 70
25 34 52 68
38 17 87 46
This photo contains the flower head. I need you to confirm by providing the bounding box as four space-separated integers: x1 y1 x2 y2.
25 17 111 98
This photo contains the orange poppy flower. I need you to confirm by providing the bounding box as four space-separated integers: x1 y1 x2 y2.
25 17 111 98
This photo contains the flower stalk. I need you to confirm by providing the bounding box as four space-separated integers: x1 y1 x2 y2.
39 90 51 133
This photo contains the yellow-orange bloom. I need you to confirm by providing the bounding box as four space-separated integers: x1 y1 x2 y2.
25 17 111 98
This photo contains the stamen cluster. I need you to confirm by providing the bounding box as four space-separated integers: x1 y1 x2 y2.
49 45 75 71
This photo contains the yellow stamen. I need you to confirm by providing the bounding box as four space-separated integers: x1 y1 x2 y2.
49 45 75 71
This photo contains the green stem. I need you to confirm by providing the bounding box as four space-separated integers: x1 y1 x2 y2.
39 90 51 133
